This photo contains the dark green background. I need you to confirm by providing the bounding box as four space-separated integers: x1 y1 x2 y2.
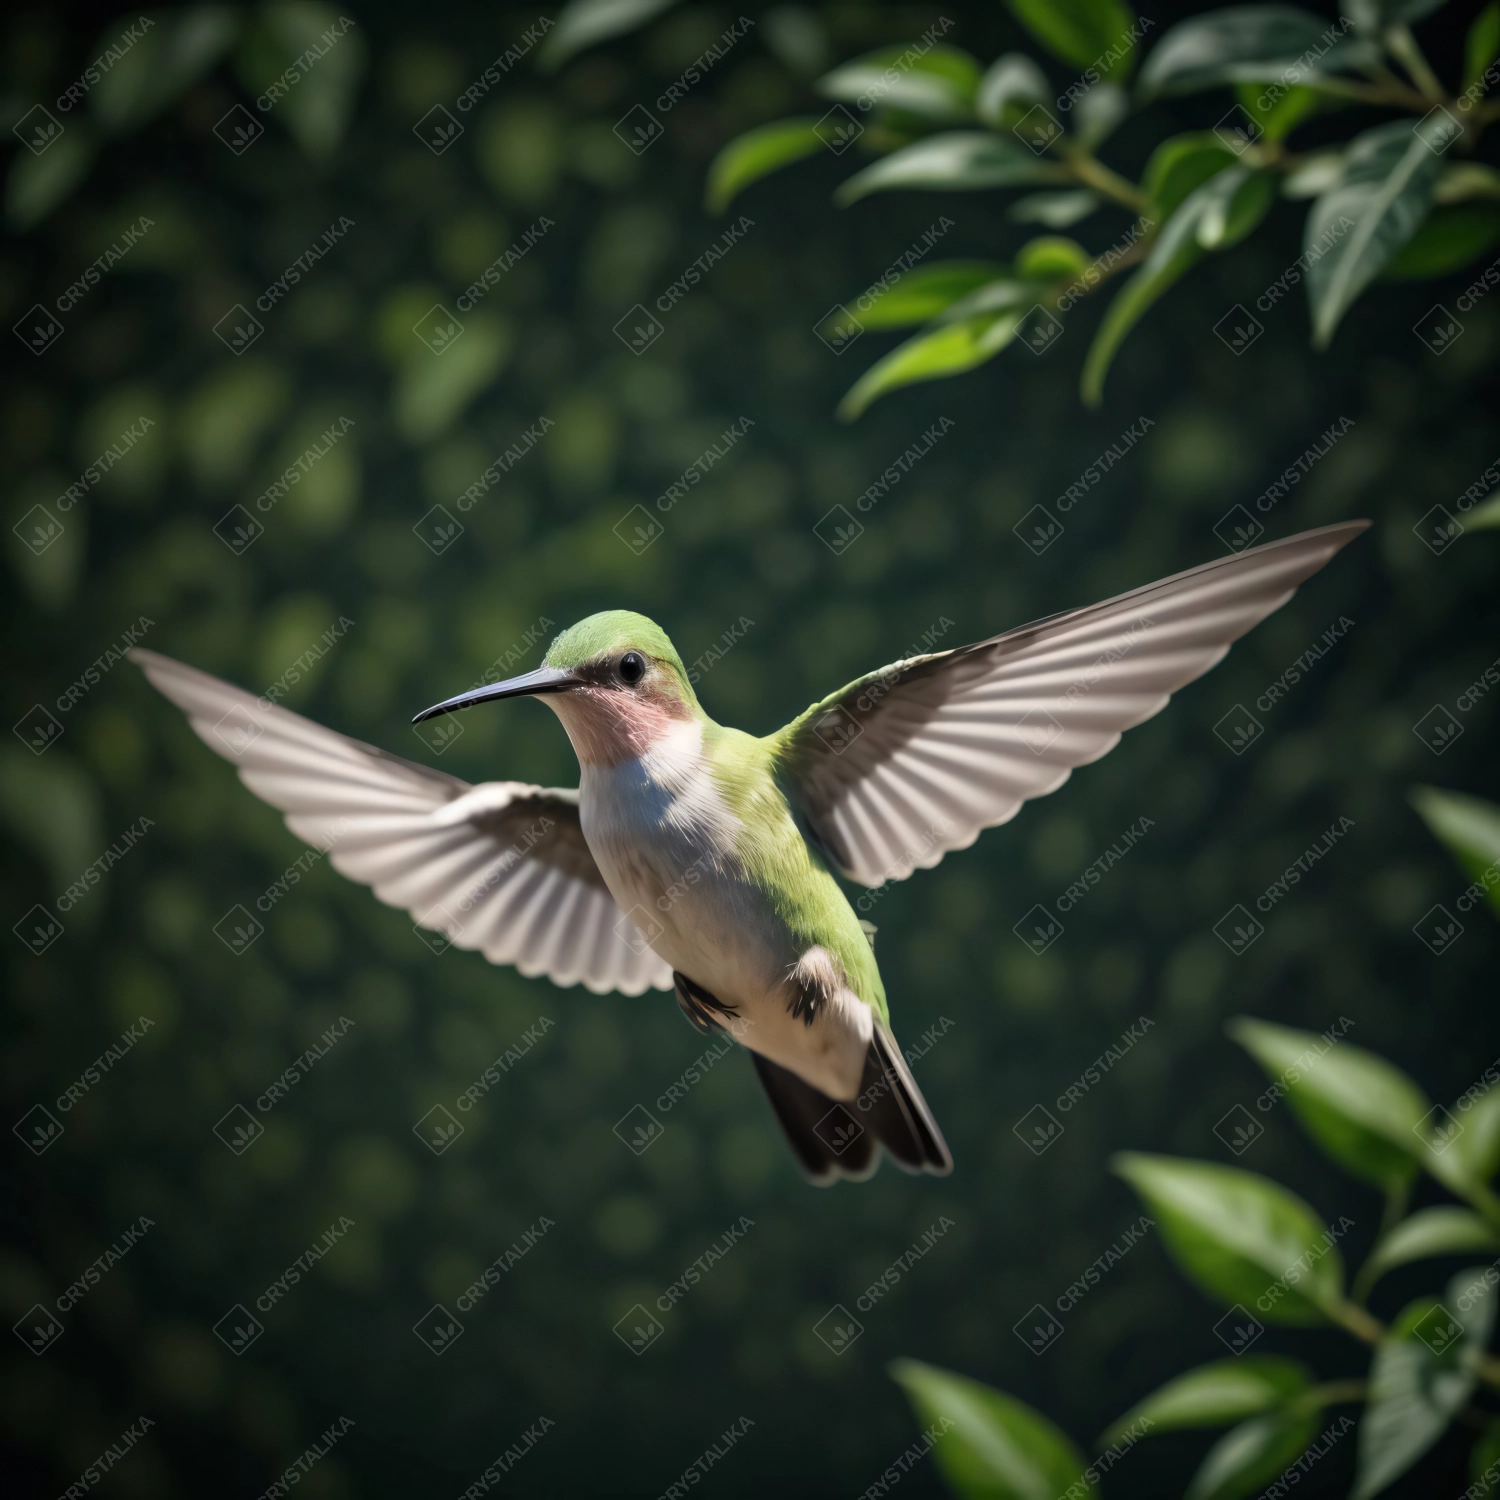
3 2 1498 1495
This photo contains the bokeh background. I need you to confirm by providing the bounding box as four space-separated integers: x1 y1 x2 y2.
3 1 1498 1495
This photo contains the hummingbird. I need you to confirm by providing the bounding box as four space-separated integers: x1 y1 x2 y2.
130 520 1366 1184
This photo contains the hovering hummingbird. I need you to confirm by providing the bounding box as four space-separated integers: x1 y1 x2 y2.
130 521 1366 1184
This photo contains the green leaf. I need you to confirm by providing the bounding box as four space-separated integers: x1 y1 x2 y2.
890 1359 1090 1500
252 5 367 159
5 129 96 230
1082 166 1271 405
1112 1154 1344 1324
1005 0 1140 80
850 261 1008 328
1140 7 1377 96
1143 132 1238 218
1472 1419 1500 1497
1360 1208 1500 1292
1410 788 1500 906
834 133 1064 206
395 317 514 443
1016 236 1091 279
1072 82 1130 148
1306 115 1453 349
89 7 239 135
1352 1269 1495 1500
1227 1017 1429 1189
818 45 981 121
934 279 1037 324
1468 493 1500 530
976 53 1050 127
1466 2 1500 94
1382 206 1500 279
1437 163 1500 204
837 313 1021 420
1236 79 1325 141
1284 149 1348 199
1451 1090 1500 1183
538 0 681 70
1008 189 1103 226
1345 0 1452 37
1186 1408 1321 1500
1100 1357 1312 1448
705 119 826 213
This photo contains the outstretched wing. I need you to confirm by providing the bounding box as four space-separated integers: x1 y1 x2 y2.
130 649 672 995
772 522 1368 887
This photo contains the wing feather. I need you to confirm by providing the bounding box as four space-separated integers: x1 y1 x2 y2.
774 522 1367 886
129 648 672 995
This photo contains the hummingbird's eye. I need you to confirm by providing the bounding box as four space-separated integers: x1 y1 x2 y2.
618 651 646 685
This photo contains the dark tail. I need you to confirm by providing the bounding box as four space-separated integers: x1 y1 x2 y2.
750 1026 953 1185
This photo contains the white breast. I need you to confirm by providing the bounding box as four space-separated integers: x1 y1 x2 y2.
576 720 872 1100
579 721 756 981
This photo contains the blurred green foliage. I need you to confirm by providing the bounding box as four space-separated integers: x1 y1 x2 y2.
1 2 1498 1497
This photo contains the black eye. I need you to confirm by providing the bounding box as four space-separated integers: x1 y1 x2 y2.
619 651 645 685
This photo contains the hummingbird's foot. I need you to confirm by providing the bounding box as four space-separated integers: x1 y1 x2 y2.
673 971 738 1036
785 946 846 1028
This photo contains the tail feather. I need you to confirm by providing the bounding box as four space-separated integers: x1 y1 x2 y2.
750 1027 952 1185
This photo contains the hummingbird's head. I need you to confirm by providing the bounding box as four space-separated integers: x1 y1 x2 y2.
412 610 701 766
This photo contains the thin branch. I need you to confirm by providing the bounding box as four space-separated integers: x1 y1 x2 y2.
1385 23 1447 103
1056 145 1151 214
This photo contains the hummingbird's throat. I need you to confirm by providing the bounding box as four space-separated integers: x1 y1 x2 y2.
546 683 692 766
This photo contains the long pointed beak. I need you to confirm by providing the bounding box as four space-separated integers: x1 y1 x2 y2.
412 665 581 724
